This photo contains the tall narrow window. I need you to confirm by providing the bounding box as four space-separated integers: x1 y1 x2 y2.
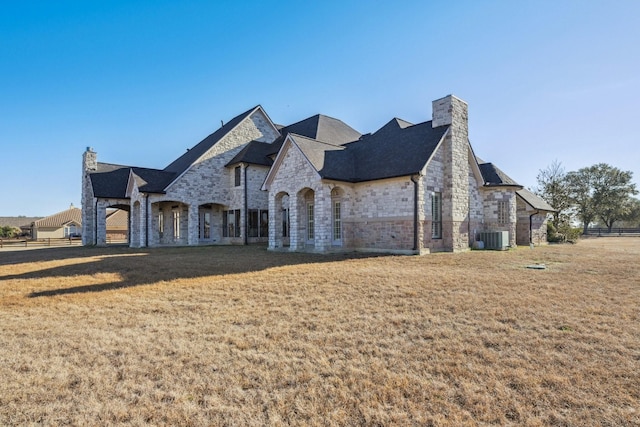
203 212 211 239
234 166 241 187
307 203 315 240
333 201 342 241
497 201 508 223
234 210 241 237
260 210 268 237
248 210 259 237
158 211 164 238
432 192 442 239
282 208 289 237
173 210 180 239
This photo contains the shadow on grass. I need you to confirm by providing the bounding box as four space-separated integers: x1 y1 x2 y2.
0 245 385 298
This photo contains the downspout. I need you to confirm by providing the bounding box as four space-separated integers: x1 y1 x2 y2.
410 175 419 252
145 194 149 247
529 210 540 245
94 199 98 246
244 164 249 245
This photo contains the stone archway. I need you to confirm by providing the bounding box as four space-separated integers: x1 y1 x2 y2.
295 188 315 250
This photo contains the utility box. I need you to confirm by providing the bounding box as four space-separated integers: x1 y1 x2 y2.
477 231 509 250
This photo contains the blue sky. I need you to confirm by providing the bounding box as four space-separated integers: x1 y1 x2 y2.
1 0 639 217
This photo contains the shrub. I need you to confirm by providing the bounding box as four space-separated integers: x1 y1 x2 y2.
547 223 581 243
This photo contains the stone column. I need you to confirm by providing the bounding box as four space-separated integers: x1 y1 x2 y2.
314 186 330 252
96 202 107 246
289 193 300 251
188 204 199 246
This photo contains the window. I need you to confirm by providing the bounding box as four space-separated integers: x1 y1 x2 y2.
234 166 241 187
432 192 442 239
307 203 315 240
248 209 269 238
200 212 211 239
158 211 164 238
173 210 180 239
498 201 509 223
282 208 289 237
64 223 78 237
222 209 241 237
333 201 342 241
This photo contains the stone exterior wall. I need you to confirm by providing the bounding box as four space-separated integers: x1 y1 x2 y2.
516 197 549 246
148 110 278 246
469 168 484 243
422 143 445 252
481 188 518 247
345 177 415 252
267 141 324 251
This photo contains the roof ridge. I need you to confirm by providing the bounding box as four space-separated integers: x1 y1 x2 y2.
288 133 345 148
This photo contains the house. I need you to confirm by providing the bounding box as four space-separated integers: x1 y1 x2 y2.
105 209 129 242
0 216 42 237
32 206 82 240
82 95 553 253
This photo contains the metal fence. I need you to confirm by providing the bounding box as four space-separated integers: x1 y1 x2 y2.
584 228 640 237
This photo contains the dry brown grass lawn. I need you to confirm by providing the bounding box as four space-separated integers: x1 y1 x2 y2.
0 238 638 426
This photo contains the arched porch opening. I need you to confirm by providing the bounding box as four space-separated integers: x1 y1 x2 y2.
106 204 130 245
198 203 225 244
296 188 315 249
272 192 290 248
151 201 188 246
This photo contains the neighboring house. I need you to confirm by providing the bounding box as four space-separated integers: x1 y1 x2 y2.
32 206 82 240
106 209 129 242
0 217 42 237
82 94 553 253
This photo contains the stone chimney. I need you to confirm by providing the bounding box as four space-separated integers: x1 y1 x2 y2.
81 147 97 245
83 147 97 172
432 95 470 251
432 95 468 128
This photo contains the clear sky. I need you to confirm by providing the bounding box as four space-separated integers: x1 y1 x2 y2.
1 0 638 217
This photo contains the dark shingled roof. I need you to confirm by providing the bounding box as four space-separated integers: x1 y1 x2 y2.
164 105 260 174
317 120 449 182
516 188 556 212
226 114 361 167
478 162 521 187
90 106 260 197
90 163 175 198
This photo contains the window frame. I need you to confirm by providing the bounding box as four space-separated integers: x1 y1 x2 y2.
432 192 442 239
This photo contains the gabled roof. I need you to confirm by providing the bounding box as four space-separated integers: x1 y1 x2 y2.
516 188 556 212
289 134 346 172
478 161 522 187
90 164 175 198
321 120 449 182
226 113 361 167
164 105 263 175
35 207 82 228
283 114 362 145
264 118 450 186
106 209 129 228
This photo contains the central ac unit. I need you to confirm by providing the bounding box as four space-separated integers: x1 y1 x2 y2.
477 231 509 250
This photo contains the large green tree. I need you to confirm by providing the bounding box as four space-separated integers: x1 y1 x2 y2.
620 197 640 228
535 160 571 227
566 163 637 233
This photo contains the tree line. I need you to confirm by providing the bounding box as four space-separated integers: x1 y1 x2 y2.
536 161 639 236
